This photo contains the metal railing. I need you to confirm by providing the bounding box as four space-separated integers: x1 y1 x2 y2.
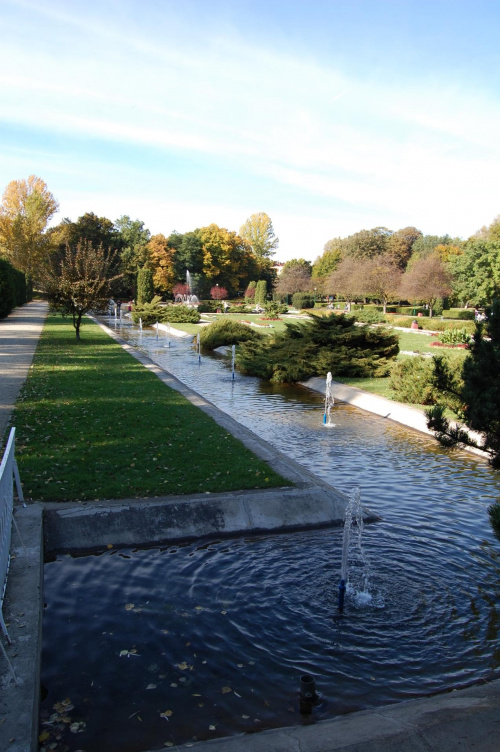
0 428 24 645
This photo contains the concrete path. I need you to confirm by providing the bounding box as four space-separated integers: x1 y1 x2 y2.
0 300 48 443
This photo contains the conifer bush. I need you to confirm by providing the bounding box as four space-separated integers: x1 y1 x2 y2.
199 318 264 350
389 356 438 405
235 313 399 383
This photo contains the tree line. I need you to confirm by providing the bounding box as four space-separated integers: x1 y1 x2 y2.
0 176 280 302
280 221 500 315
1 175 500 314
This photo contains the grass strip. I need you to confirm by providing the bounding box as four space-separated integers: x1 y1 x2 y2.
11 315 289 502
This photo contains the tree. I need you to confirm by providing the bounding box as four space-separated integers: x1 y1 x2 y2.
340 227 392 260
172 230 204 281
199 224 259 296
325 257 366 308
239 212 279 259
254 280 267 306
147 234 175 294
137 267 154 304
51 212 122 254
0 175 59 277
427 299 500 467
274 265 311 298
408 234 462 267
364 254 403 313
115 215 151 293
41 244 122 340
472 214 500 242
386 227 422 269
210 285 228 300
245 281 256 302
312 247 342 279
399 254 452 316
449 239 500 306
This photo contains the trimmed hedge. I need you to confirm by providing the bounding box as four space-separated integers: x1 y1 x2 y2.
292 292 315 309
442 308 475 321
0 258 32 318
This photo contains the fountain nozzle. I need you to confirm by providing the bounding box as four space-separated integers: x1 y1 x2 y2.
338 579 346 613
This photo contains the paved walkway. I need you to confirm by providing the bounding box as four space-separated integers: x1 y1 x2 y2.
0 299 48 443
1 303 498 752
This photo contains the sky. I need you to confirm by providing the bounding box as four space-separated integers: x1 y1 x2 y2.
1 0 500 262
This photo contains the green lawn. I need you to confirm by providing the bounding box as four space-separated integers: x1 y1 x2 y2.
169 312 309 337
10 315 288 502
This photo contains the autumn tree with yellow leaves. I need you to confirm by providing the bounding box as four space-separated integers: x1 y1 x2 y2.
0 175 58 277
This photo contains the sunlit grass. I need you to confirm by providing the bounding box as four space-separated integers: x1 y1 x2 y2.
10 315 288 502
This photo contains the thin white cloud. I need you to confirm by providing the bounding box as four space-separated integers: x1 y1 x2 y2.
1 0 499 258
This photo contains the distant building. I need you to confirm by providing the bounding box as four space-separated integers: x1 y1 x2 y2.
272 261 285 276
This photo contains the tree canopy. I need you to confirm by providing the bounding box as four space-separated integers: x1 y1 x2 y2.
239 212 279 259
41 243 122 339
0 175 58 276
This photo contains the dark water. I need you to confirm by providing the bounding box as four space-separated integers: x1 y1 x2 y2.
39 319 500 752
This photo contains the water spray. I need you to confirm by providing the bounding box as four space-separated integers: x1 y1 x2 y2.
197 332 201 364
338 487 361 613
323 371 335 426
231 344 236 380
156 321 159 342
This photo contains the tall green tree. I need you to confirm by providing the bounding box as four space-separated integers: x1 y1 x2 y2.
239 212 279 259
449 239 500 306
254 280 267 306
115 215 151 293
137 267 154 304
0 175 59 277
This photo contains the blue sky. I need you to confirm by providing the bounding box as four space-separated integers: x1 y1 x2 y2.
1 0 499 261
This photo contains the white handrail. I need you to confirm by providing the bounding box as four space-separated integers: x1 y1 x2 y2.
0 428 23 645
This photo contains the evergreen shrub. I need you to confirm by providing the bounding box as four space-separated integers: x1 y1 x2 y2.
488 501 500 540
292 292 314 309
137 267 154 304
389 356 438 405
131 295 164 326
264 301 288 318
199 318 264 350
161 305 200 323
195 300 218 313
353 309 386 324
255 280 267 306
235 313 399 384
